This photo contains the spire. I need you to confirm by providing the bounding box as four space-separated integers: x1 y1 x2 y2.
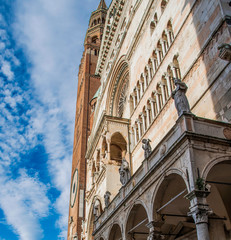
97 0 107 10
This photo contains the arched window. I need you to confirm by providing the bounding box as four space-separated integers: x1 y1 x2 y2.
137 80 143 97
150 12 158 30
162 75 170 99
110 132 127 163
161 0 168 13
145 102 152 127
157 41 163 62
152 51 158 71
162 31 169 53
92 36 98 43
172 55 181 79
167 20 174 43
167 65 175 92
148 59 154 79
156 83 164 108
102 18 105 24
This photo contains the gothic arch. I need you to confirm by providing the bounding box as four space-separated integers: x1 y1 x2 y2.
106 55 129 117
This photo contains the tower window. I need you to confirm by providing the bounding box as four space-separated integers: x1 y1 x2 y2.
92 36 98 43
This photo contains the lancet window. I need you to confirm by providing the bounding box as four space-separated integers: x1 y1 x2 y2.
129 19 175 114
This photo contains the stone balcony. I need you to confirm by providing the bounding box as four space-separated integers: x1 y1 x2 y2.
93 113 231 233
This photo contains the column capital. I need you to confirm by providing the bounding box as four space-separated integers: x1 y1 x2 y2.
136 119 142 124
148 97 155 103
145 105 151 111
145 65 150 71
186 189 212 224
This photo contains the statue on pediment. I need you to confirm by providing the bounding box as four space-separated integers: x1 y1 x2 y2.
172 78 191 117
119 158 131 186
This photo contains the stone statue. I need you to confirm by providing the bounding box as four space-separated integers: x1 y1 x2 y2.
104 191 111 208
119 158 131 186
171 78 191 116
142 139 152 159
93 199 101 219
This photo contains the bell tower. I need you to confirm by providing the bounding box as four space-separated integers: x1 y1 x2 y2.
68 1 107 239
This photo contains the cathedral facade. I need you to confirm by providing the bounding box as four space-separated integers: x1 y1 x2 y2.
69 0 231 240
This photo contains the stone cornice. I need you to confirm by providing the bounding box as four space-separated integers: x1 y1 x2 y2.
95 0 125 75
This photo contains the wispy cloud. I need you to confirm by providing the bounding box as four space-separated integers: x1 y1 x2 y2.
10 0 84 237
0 0 111 239
0 170 50 240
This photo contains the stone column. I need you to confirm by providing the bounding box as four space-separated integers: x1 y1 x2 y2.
135 87 140 102
137 119 142 139
139 81 144 96
132 125 137 145
149 98 155 120
160 39 166 56
131 92 136 109
155 92 160 113
155 49 161 66
105 132 111 163
164 73 172 97
146 65 152 83
164 29 171 46
146 219 164 240
160 84 166 103
141 113 146 133
171 65 177 78
145 105 151 127
151 58 156 75
186 190 211 240
142 72 148 90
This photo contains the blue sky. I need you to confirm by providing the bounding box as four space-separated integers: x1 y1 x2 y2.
0 0 111 239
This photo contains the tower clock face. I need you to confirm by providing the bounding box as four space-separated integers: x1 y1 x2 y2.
70 169 78 208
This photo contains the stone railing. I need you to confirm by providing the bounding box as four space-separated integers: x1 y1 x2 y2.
93 113 231 232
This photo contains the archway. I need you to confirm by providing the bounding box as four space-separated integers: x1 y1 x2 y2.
87 198 102 240
110 132 127 163
206 160 231 239
108 224 122 240
152 173 195 238
126 203 149 240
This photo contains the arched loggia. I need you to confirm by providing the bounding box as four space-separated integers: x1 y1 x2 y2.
205 159 231 239
152 173 195 239
126 203 149 240
108 224 122 240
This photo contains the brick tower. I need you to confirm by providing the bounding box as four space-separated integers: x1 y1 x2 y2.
68 1 107 239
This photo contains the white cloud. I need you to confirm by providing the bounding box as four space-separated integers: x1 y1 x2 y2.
0 0 111 239
11 0 83 237
0 170 50 240
1 60 14 81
